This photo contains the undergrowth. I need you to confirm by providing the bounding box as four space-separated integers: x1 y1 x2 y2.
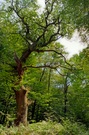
0 120 89 135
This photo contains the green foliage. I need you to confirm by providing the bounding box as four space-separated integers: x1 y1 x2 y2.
61 0 89 42
62 119 89 135
0 0 89 129
0 121 63 135
0 120 89 135
67 49 89 126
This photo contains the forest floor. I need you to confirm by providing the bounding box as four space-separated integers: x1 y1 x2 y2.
0 120 89 135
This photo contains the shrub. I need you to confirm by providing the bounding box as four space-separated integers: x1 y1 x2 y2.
61 119 89 135
0 120 89 135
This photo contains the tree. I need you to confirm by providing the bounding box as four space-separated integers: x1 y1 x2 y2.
0 0 88 125
0 0 73 126
66 49 89 126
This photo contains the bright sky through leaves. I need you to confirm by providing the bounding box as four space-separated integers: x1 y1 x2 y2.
59 31 87 58
37 0 86 58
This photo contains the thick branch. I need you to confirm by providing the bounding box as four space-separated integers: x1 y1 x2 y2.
10 4 34 44
14 52 23 77
20 48 32 62
35 1 62 47
35 49 72 67
23 64 71 70
45 0 55 25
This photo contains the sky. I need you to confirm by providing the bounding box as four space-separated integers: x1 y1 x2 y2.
37 0 86 58
59 32 86 58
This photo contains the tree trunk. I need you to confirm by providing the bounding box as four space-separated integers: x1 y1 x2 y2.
63 74 69 118
31 100 36 120
14 86 28 126
64 87 68 117
13 51 32 126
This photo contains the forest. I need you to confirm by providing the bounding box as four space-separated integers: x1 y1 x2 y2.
0 0 89 134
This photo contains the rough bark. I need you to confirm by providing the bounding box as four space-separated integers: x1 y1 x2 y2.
14 86 28 126
13 49 32 126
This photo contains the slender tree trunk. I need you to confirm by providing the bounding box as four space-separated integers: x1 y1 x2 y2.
63 74 69 118
31 100 36 120
14 86 28 126
64 86 68 117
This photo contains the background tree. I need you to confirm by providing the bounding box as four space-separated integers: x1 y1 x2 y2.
67 49 89 126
